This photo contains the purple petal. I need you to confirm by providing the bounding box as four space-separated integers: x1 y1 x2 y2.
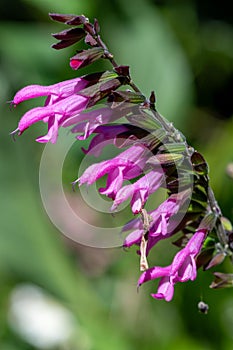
13 77 88 105
118 145 150 165
177 255 197 281
99 166 125 199
131 188 148 214
138 265 171 286
122 216 142 232
149 213 167 237
18 94 88 134
36 116 59 144
18 106 54 134
78 159 129 186
123 229 143 248
170 229 205 277
80 124 130 156
146 234 163 254
77 144 152 207
112 170 163 213
82 133 114 157
111 183 135 211
64 107 113 128
152 275 174 302
186 229 206 254
170 249 189 276
168 229 206 284
148 192 188 238
13 85 55 105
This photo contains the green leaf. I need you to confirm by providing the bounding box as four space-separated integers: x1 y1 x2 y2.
159 142 187 153
148 153 184 166
202 236 216 249
199 213 217 231
221 216 233 232
126 111 163 131
111 90 146 104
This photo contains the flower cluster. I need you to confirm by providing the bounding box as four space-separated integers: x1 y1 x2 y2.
138 227 206 301
10 12 233 302
11 71 123 143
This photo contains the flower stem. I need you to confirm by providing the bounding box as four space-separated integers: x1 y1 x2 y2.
95 28 230 253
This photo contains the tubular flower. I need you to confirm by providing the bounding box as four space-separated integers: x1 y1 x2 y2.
11 76 91 143
71 122 148 156
111 169 165 214
77 144 151 200
11 72 122 143
64 108 128 145
123 191 190 253
138 228 206 301
15 94 89 143
12 77 89 106
79 124 131 156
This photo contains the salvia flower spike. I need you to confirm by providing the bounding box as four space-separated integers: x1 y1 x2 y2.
10 12 233 302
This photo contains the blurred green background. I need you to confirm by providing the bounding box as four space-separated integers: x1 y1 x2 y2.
0 0 233 349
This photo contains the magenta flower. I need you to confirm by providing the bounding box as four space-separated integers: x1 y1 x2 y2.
12 77 89 106
170 228 206 281
63 107 113 130
11 72 120 143
11 76 93 143
148 196 182 236
13 94 89 143
77 144 151 199
123 191 189 252
111 169 164 214
138 228 206 301
79 124 131 156
63 108 128 147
